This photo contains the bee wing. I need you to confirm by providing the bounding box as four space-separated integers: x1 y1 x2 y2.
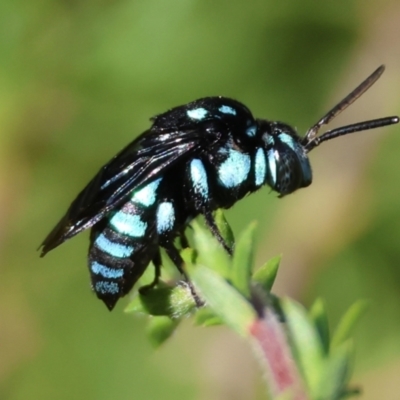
40 126 222 255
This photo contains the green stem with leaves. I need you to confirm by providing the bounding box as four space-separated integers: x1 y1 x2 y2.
126 210 367 400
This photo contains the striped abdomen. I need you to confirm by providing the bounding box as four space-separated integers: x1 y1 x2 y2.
89 179 162 310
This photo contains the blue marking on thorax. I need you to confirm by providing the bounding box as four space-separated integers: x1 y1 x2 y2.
156 202 175 234
190 159 209 199
254 148 267 186
278 133 297 152
95 281 119 295
267 149 277 186
110 211 147 237
91 261 124 279
95 233 134 258
218 105 236 115
218 149 251 188
246 124 257 137
187 108 208 120
131 178 162 207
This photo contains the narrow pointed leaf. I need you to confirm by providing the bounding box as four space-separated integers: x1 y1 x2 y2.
282 298 325 395
315 341 353 399
191 220 231 279
214 209 235 251
332 300 369 348
252 255 281 292
146 316 180 348
194 308 223 327
309 298 330 354
231 222 257 297
180 247 197 265
125 295 144 314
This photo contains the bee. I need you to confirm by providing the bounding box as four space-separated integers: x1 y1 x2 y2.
40 66 398 310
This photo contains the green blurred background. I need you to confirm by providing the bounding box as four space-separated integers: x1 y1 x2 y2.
1 1 400 399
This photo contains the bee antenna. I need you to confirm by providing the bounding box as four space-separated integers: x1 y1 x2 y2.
302 65 399 151
305 116 399 152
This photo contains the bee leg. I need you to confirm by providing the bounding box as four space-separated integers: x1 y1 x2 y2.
139 250 162 294
150 250 162 286
179 230 190 249
203 209 233 256
164 243 186 277
164 243 204 307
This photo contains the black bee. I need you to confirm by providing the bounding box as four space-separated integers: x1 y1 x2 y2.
40 65 398 310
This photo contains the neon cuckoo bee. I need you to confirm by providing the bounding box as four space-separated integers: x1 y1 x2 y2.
40 65 398 310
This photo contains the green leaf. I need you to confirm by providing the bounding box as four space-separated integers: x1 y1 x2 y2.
168 282 199 318
146 316 180 348
139 286 175 316
180 247 197 265
282 298 325 396
214 209 235 250
188 264 257 337
309 298 330 355
125 294 144 314
252 255 281 292
231 222 257 297
192 220 231 279
316 341 354 400
194 308 223 327
125 282 197 318
332 300 369 348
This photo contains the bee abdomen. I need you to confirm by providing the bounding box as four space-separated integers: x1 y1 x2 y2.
89 190 159 310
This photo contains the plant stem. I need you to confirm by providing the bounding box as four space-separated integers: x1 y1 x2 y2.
249 309 309 400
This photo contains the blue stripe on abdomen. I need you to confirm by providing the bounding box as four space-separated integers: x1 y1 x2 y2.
131 178 162 207
95 281 119 295
109 211 147 237
94 233 134 258
91 261 124 279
